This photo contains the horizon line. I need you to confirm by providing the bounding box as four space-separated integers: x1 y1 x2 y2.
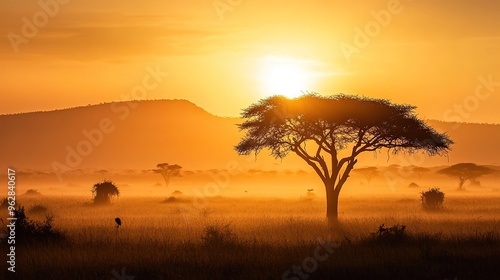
1 98 499 126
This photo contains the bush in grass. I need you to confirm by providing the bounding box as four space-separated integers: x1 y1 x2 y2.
0 197 9 208
369 224 409 244
171 190 183 197
163 196 179 203
420 187 445 210
162 190 185 203
24 189 42 196
13 206 66 244
201 222 237 247
408 182 419 188
91 180 119 204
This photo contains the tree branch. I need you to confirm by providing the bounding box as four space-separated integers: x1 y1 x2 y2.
293 145 326 182
335 158 358 192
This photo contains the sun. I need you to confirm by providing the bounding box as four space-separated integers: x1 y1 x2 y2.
260 56 310 98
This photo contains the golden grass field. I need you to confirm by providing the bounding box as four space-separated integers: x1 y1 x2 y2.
2 191 500 279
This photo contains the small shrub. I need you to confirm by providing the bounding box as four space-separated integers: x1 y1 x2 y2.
163 196 178 203
171 190 183 197
24 189 42 196
1 197 9 208
201 222 237 247
12 206 65 244
91 180 119 204
368 224 409 244
408 182 419 188
420 187 445 210
162 190 184 203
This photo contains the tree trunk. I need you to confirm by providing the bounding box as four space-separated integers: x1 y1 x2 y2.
163 176 170 188
325 183 340 225
458 178 465 190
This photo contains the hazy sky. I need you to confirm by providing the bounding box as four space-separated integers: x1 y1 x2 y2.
1 0 499 123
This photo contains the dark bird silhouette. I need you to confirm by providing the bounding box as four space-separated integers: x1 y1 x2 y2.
115 217 121 228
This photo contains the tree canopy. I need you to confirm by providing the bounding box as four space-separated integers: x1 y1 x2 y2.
236 94 452 181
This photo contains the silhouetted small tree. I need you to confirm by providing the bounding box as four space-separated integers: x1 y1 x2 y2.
154 163 182 187
306 188 315 196
236 94 453 224
97 169 108 180
438 163 493 190
412 166 430 180
353 167 379 185
92 180 120 204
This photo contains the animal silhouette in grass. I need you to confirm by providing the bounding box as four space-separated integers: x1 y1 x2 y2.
235 94 453 224
115 217 121 228
91 180 120 204
114 217 123 244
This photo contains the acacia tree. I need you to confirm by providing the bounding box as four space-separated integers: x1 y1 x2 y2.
154 163 182 188
97 169 108 180
352 167 379 185
235 94 452 223
412 166 430 180
438 163 493 189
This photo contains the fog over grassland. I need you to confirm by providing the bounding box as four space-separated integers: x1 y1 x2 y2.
1 100 499 280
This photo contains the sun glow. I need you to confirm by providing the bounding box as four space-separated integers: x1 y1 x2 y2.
260 56 310 98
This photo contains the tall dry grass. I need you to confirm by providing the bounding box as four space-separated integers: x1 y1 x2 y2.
1 194 499 279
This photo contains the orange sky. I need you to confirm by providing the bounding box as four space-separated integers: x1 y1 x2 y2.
1 0 499 123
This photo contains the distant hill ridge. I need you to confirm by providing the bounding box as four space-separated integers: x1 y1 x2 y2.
0 99 211 117
0 99 499 173
2 99 498 125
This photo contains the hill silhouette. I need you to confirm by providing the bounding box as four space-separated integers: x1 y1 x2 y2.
0 99 499 176
0 100 242 172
